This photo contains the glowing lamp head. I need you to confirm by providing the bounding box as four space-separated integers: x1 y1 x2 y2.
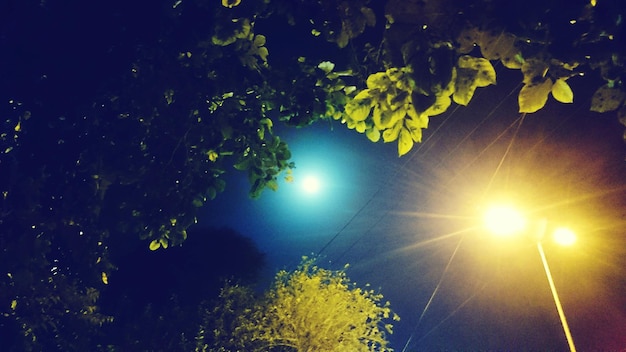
552 227 576 246
483 205 526 236
301 175 321 194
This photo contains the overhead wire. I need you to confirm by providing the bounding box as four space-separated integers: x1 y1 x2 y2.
401 234 465 352
317 104 456 259
313 62 531 350
399 81 531 350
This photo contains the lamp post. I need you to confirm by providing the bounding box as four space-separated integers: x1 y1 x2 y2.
535 218 577 352
483 206 577 352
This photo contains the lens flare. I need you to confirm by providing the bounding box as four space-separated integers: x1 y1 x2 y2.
552 227 576 246
483 205 526 236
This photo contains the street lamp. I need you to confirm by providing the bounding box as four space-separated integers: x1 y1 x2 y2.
483 205 577 352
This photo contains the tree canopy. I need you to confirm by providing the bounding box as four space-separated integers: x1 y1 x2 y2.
196 257 399 352
1 0 625 350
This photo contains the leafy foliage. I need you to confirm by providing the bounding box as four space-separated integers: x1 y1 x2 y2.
196 257 399 352
1 0 625 350
341 67 430 156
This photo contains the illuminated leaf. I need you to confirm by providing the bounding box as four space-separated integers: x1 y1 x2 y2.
521 59 548 85
355 121 367 133
372 104 383 128
424 95 451 116
366 72 390 89
253 34 266 47
366 127 381 142
207 150 219 162
382 120 402 143
551 78 574 103
256 47 269 62
474 64 496 87
453 68 478 106
405 110 429 130
479 31 522 69
388 90 409 111
398 127 413 156
222 0 241 8
101 272 109 285
590 84 626 112
353 88 372 101
345 103 371 121
457 56 496 87
456 26 481 54
519 78 553 113
318 61 335 74
440 67 456 96
405 109 427 144
266 179 279 191
159 238 169 249
375 106 405 130
149 239 160 250
386 67 402 81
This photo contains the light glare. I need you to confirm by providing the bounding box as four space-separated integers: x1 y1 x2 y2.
484 206 526 236
301 175 321 194
552 227 576 246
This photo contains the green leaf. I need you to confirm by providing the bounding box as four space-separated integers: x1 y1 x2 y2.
519 78 553 113
192 198 204 207
423 95 451 116
590 84 626 112
479 31 522 69
355 121 367 133
266 179 279 192
382 120 403 143
453 68 478 106
374 106 405 130
346 103 371 122
257 47 269 62
318 61 335 74
456 26 482 54
366 127 381 142
234 158 251 171
366 72 390 89
405 110 429 130
353 89 373 101
551 78 574 103
398 127 414 156
521 59 548 85
253 34 266 46
457 56 496 87
207 187 217 200
149 239 161 251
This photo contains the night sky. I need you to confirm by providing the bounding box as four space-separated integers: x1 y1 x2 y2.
201 67 626 350
3 0 626 351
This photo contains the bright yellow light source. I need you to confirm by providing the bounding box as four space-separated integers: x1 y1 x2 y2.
552 227 576 246
484 206 526 236
301 175 321 194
